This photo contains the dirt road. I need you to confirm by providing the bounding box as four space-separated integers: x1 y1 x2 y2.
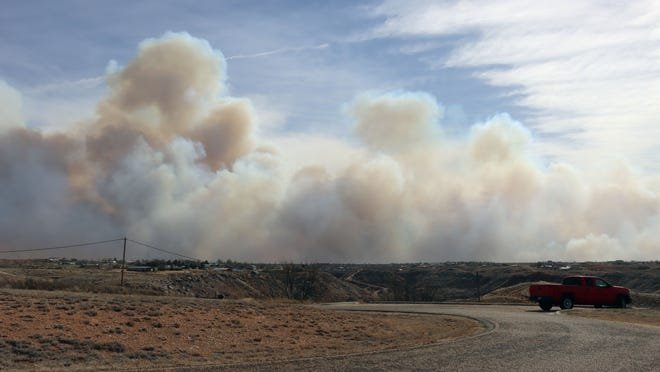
247 303 660 371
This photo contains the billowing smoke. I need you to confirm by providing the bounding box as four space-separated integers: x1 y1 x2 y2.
1 32 659 262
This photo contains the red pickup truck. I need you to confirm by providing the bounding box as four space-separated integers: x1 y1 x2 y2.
529 276 631 311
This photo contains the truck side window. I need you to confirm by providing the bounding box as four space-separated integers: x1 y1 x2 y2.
585 278 594 286
562 277 581 286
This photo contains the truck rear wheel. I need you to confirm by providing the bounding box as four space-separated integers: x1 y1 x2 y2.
539 301 552 311
560 296 574 310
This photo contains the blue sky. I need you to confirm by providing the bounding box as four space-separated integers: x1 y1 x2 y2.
1 1 517 140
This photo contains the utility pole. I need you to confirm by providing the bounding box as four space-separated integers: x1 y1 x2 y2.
120 237 127 288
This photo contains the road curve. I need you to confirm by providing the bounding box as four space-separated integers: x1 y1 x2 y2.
252 303 660 371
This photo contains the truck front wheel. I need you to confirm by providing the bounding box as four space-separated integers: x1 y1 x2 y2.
616 296 627 309
539 301 552 311
560 296 574 310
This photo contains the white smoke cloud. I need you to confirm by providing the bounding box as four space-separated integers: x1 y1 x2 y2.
1 32 659 262
348 91 441 153
565 234 624 262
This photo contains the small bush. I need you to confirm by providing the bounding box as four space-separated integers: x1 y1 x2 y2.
93 341 125 353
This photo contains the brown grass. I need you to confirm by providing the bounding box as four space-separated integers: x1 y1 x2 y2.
0 289 481 370
564 307 660 328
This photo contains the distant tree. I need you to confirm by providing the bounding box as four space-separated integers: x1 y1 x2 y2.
280 263 322 300
282 263 295 299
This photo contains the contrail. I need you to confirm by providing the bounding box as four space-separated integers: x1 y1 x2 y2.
27 76 105 94
227 43 329 60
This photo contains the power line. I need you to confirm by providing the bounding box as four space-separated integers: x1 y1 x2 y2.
127 239 201 261
0 237 204 261
0 238 124 254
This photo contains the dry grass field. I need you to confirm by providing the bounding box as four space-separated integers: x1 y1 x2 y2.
0 289 481 370
564 307 660 328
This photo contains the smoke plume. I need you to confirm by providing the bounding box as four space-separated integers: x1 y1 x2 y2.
1 32 659 262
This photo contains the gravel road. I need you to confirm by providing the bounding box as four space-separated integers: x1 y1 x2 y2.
242 303 660 371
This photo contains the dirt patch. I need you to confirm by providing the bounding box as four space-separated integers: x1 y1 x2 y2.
0 289 482 370
564 307 660 328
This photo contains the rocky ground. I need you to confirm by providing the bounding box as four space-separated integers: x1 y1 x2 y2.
0 289 482 370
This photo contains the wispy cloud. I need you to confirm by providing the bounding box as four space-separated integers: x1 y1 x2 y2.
371 0 660 168
226 43 329 60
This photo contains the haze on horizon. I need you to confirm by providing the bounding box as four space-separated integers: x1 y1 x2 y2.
2 1 660 263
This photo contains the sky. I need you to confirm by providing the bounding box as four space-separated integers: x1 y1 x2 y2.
2 1 660 262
